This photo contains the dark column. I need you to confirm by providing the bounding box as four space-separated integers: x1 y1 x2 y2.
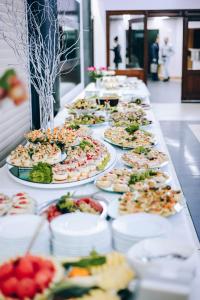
82 0 93 86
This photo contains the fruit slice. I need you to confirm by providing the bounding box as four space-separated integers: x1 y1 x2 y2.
0 256 64 300
17 278 36 299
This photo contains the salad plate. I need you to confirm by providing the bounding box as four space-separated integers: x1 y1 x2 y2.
108 187 183 219
38 193 108 220
7 139 117 189
65 98 100 113
66 113 107 127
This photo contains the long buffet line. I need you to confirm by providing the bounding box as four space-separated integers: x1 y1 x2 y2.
0 76 199 300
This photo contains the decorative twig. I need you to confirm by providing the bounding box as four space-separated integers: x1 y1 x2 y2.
0 0 80 130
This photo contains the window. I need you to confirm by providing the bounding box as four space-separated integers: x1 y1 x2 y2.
58 0 81 98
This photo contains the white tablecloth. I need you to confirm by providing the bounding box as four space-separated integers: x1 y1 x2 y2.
1 82 200 299
85 81 150 100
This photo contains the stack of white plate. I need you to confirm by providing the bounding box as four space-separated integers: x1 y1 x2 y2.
112 213 172 253
0 215 50 261
51 213 111 257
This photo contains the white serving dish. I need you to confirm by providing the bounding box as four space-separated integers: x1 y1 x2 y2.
7 140 117 189
127 237 195 277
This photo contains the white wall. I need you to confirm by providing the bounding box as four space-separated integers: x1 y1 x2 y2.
148 17 183 77
91 0 200 68
0 0 31 164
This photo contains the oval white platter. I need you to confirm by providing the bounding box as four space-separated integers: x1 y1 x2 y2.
121 157 169 169
107 197 183 219
7 140 117 189
68 108 99 115
109 121 153 130
67 121 108 128
95 172 171 194
103 136 158 150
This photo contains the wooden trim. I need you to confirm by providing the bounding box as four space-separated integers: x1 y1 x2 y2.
181 16 188 101
187 70 200 75
185 10 200 17
106 9 200 17
147 10 183 17
107 10 146 16
115 69 145 80
143 11 148 83
106 11 110 67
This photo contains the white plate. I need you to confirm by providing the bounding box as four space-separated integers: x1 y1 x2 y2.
51 212 108 237
0 215 49 239
112 213 172 238
7 139 117 189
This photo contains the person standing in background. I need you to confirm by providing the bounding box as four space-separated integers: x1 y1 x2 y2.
161 37 174 82
150 36 159 81
111 36 122 70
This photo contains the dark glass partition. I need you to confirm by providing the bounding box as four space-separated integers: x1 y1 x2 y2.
58 0 81 97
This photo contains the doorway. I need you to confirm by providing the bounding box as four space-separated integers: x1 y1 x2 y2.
147 16 183 103
106 10 200 102
182 16 200 101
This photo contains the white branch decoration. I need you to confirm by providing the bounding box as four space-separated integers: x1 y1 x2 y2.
0 0 80 130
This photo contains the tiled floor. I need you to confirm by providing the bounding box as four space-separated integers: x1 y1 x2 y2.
148 80 181 103
152 103 200 121
160 121 200 240
148 80 200 240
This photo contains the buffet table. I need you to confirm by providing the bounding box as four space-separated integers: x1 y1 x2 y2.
0 79 200 299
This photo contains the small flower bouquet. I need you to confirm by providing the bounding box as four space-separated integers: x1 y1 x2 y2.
87 66 107 81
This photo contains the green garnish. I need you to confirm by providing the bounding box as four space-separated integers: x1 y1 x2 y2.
128 170 157 185
134 146 151 155
125 124 140 134
63 251 106 269
97 154 110 171
51 282 95 299
29 162 53 183
28 148 34 159
79 140 93 150
56 193 76 213
69 123 80 130
55 141 65 151
135 98 142 105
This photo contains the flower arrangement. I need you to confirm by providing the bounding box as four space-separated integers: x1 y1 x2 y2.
87 66 107 81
